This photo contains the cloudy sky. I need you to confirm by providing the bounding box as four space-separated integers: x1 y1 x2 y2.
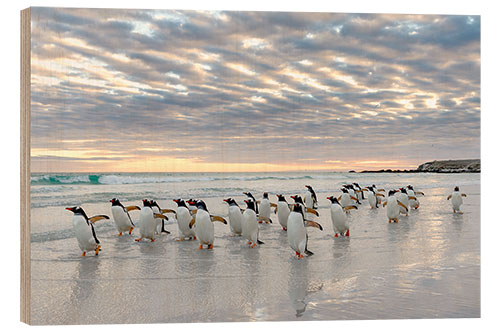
30 8 480 173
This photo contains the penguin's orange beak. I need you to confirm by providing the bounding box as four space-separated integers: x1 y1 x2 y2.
65 207 73 211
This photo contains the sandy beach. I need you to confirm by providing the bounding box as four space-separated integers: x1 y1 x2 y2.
30 173 480 324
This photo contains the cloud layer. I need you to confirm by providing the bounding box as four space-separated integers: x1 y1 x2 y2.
30 8 480 172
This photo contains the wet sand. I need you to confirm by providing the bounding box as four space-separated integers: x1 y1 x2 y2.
30 184 480 325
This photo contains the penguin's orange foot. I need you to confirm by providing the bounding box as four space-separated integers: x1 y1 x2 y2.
95 246 101 256
151 238 155 242
334 233 339 238
282 227 287 231
258 221 263 224
298 254 303 259
248 241 252 245
405 213 408 217
208 244 213 249
199 244 203 250
295 251 300 256
129 227 134 234
135 237 142 242
250 243 256 248
395 219 399 223
176 237 184 242
193 236 197 240
388 219 392 223
81 252 86 257
345 230 350 237
118 232 123 236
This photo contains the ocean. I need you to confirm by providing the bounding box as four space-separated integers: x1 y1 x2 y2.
30 171 480 324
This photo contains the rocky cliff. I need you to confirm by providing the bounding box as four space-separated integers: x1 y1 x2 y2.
416 159 480 173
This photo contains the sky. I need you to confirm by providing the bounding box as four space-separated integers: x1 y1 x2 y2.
30 8 481 173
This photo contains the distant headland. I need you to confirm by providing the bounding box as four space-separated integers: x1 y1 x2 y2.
351 159 480 173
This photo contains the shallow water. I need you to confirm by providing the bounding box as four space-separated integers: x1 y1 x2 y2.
30 173 480 324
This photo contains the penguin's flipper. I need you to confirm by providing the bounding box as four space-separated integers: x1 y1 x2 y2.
408 196 417 200
416 191 425 196
304 220 323 231
304 249 314 256
89 215 110 223
191 209 198 215
161 221 170 234
376 193 385 197
270 203 277 208
257 239 265 245
211 215 227 224
350 196 358 201
161 208 176 214
447 195 452 200
461 194 467 197
154 213 168 220
362 188 368 191
383 201 387 207
397 201 408 212
306 208 320 217
189 217 196 228
378 189 385 192
126 206 140 212
344 205 358 210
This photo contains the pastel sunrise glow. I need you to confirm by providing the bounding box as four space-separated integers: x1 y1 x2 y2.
30 8 480 172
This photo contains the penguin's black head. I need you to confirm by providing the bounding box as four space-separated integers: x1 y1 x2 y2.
407 185 414 190
150 200 160 209
366 186 373 191
353 183 360 188
292 203 303 213
277 194 286 202
341 188 348 193
173 199 186 207
110 198 122 206
244 200 255 211
223 198 232 203
142 199 151 207
263 192 269 199
327 196 339 204
454 186 459 192
388 190 396 196
65 206 87 218
372 184 377 188
400 188 407 194
305 185 312 190
291 195 303 204
196 200 208 211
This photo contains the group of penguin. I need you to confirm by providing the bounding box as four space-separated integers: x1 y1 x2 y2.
65 184 468 259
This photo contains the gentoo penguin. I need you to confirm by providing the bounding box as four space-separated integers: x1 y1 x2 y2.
65 206 109 256
406 185 420 209
276 194 291 231
291 195 319 217
345 185 361 205
447 186 467 214
243 192 259 215
173 199 196 241
339 188 358 211
189 200 227 249
383 190 408 223
186 198 198 214
353 183 364 200
258 192 273 224
135 199 168 242
327 196 356 237
223 198 243 235
287 203 323 259
372 184 385 204
364 186 382 209
150 200 171 235
242 200 264 248
396 188 410 216
304 185 318 209
109 198 139 236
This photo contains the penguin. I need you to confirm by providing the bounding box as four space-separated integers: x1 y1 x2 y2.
291 195 319 217
365 186 382 209
339 188 358 211
258 192 273 224
186 198 198 214
65 206 109 256
353 183 364 200
223 198 243 235
327 196 356 237
173 199 196 241
189 200 227 249
304 185 318 209
287 203 323 259
447 186 467 214
406 185 420 209
372 184 385 204
383 190 408 223
345 185 361 205
243 192 259 215
396 188 410 216
150 200 171 235
276 194 291 231
242 200 264 248
135 199 168 242
109 198 139 236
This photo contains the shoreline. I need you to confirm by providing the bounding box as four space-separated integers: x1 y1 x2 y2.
352 159 480 174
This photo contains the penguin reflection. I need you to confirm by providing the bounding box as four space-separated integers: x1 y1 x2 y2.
288 259 323 317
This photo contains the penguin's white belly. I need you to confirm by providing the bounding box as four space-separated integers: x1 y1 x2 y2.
277 203 290 228
287 213 306 254
111 206 132 232
330 205 348 233
139 208 156 238
340 193 351 208
195 211 214 244
407 190 418 208
304 192 314 209
368 192 377 208
386 198 400 219
228 206 243 234
451 193 463 210
399 195 409 214
177 207 194 237
259 200 271 219
73 217 97 252
242 210 258 243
